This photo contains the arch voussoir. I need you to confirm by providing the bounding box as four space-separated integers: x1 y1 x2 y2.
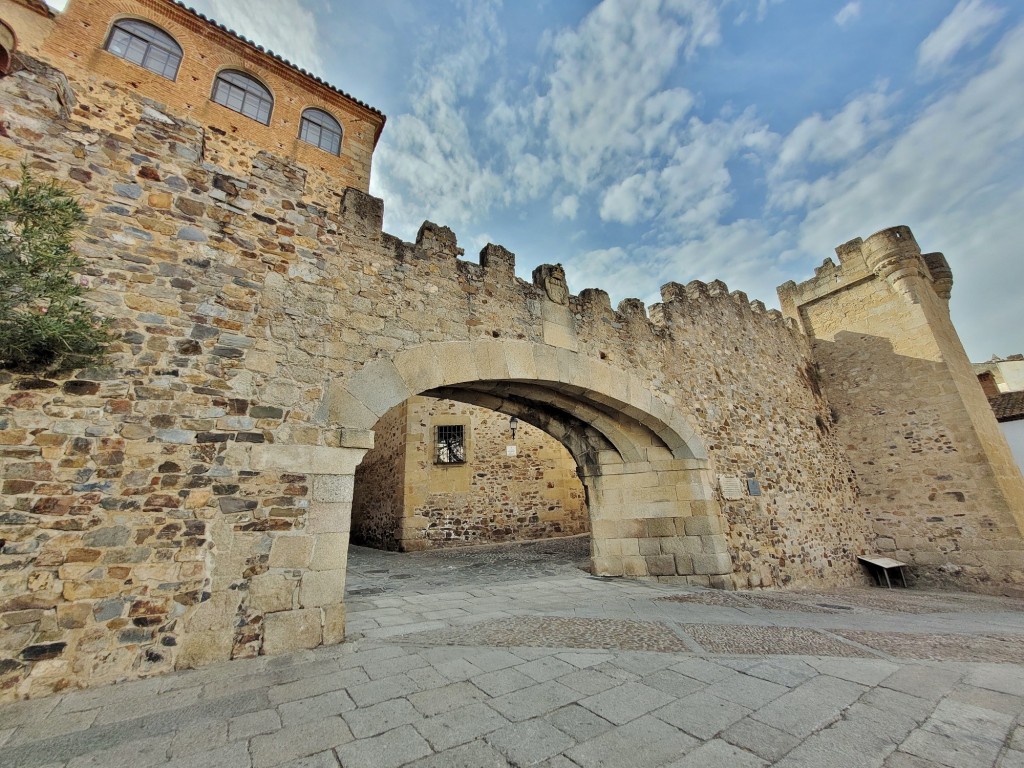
471 339 511 380
345 358 412 419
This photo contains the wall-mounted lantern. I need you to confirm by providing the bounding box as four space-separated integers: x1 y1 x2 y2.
509 416 519 440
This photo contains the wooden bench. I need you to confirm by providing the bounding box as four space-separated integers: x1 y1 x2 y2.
857 556 908 588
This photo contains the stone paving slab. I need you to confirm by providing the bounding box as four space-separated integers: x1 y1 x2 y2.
3 542 1024 768
661 587 1024 616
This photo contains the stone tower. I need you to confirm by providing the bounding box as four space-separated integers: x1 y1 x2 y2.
779 226 1024 589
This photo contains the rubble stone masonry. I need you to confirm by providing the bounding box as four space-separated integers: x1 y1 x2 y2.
0 55 1020 701
351 397 587 550
14 0 385 199
779 231 1024 587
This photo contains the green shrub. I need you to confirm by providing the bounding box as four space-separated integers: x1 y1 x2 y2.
0 167 112 372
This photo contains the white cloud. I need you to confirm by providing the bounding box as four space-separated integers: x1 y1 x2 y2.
371 0 505 238
600 171 658 226
917 0 1005 74
795 21 1024 357
834 1 861 27
537 0 719 190
187 0 326 74
732 0 784 25
373 0 735 242
600 110 773 233
770 85 893 202
553 195 580 220
563 219 792 309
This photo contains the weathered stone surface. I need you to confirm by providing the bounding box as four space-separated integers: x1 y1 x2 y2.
0 49 1018 704
268 537 314 569
263 609 322 655
352 397 588 551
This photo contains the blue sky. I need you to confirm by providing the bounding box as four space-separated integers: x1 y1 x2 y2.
63 0 1024 360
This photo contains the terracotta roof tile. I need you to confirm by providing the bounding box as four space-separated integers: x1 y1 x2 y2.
990 391 1024 422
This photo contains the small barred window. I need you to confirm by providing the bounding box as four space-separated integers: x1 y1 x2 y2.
435 425 466 464
104 19 183 80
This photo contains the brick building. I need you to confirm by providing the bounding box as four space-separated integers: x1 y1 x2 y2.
1 0 385 195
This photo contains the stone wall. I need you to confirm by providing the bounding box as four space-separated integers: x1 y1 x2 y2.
3 0 384 198
351 396 589 551
779 230 1024 588
0 59 1017 700
400 398 588 549
0 61 360 699
645 285 866 590
350 401 407 550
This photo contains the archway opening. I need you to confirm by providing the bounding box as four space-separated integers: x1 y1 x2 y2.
351 395 590 552
332 358 733 591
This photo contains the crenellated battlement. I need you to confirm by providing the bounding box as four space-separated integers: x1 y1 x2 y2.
3 56 805 352
778 225 955 324
333 179 800 346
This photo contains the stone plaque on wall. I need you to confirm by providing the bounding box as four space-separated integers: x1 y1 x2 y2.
506 445 518 457
719 475 745 500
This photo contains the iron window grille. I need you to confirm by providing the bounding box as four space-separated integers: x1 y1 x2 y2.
435 425 466 464
299 108 343 155
104 19 183 80
211 70 273 125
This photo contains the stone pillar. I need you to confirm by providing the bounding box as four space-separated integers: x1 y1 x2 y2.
262 472 355 654
223 432 371 657
580 455 733 588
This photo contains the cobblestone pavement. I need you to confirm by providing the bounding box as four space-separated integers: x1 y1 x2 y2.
2 538 1023 768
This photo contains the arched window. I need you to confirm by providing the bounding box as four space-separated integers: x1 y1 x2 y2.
0 21 15 76
211 70 273 125
299 108 343 155
104 19 182 80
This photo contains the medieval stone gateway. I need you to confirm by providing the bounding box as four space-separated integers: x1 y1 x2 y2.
0 3 1022 700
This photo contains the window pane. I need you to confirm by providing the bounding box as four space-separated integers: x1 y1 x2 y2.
213 72 272 124
436 425 466 464
105 21 181 80
145 47 168 71
108 29 129 56
300 109 342 154
125 38 148 65
120 19 179 51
